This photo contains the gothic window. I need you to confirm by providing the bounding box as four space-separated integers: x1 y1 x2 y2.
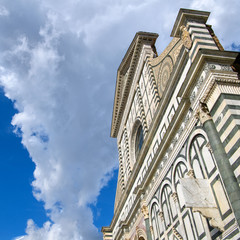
190 134 216 178
174 161 188 209
189 133 220 239
190 135 206 178
161 185 173 229
189 134 216 179
135 125 144 158
151 203 161 240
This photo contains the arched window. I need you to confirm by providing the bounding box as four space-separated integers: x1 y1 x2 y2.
161 185 173 229
174 161 188 209
189 134 216 179
135 125 144 157
151 203 161 239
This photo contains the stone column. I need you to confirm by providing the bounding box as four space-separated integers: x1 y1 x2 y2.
198 102 240 228
141 202 152 240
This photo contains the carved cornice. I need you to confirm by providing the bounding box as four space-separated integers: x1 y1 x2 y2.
201 76 240 105
171 8 210 38
178 49 239 101
111 32 158 138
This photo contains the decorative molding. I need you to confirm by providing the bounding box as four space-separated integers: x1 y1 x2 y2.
157 56 174 97
105 9 240 240
123 127 132 177
118 145 125 192
180 25 192 50
190 63 238 106
172 227 183 240
146 59 161 107
111 32 158 138
136 227 148 239
136 85 148 135
141 201 149 219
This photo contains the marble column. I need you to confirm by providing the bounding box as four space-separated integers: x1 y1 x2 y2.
198 102 240 228
141 202 152 240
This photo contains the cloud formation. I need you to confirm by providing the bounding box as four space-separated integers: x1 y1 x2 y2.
0 0 239 239
0 5 9 16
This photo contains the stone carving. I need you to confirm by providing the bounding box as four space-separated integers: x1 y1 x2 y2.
203 63 216 72
150 225 153 234
190 90 196 103
157 57 173 96
196 76 204 90
180 25 192 50
172 192 179 203
187 169 195 178
196 102 212 125
159 211 164 221
170 41 183 63
220 64 233 72
141 202 149 219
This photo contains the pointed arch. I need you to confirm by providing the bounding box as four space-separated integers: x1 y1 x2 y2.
130 118 144 163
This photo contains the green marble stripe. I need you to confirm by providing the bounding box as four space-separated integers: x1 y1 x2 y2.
203 119 240 229
144 218 152 240
223 218 236 231
210 176 232 219
227 138 240 159
232 156 240 171
211 93 240 116
223 94 240 100
222 125 240 147
214 106 240 127
223 226 239 239
218 115 240 137
211 230 222 240
237 175 240 184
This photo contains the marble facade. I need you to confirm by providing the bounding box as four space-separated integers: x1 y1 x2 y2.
102 8 240 240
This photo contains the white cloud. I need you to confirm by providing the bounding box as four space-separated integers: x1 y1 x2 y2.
0 5 9 16
0 0 239 239
0 6 117 239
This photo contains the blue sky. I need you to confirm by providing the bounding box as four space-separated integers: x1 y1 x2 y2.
0 0 239 239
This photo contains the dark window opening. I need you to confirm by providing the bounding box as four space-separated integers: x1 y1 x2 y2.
135 125 143 157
